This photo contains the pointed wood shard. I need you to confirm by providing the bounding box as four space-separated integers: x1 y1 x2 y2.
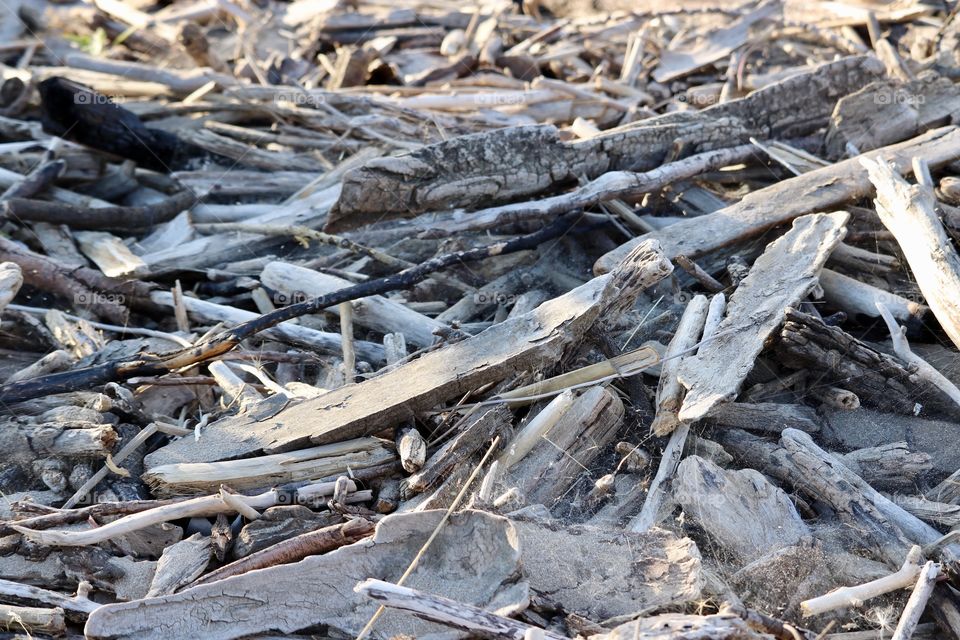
145 240 672 468
676 211 849 422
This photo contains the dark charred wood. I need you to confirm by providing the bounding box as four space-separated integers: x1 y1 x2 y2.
37 77 206 173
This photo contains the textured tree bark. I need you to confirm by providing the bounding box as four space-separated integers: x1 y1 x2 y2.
328 56 883 229
826 76 960 156
415 145 757 236
506 386 624 507
776 307 936 414
0 419 116 466
721 428 960 569
705 402 821 433
142 438 396 496
145 534 211 597
839 442 932 490
401 406 511 500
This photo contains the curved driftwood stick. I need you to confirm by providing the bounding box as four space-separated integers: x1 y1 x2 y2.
801 546 925 616
11 488 281 546
355 579 567 640
11 481 369 546
876 301 960 409
0 498 183 537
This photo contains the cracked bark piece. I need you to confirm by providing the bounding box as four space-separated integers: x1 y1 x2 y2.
144 239 672 468
84 509 526 640
676 211 849 422
512 516 703 620
673 455 809 563
327 56 882 230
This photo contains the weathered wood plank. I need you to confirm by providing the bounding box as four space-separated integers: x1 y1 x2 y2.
676 212 849 422
84 510 524 640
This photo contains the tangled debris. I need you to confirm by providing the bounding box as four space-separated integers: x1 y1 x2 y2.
0 0 960 638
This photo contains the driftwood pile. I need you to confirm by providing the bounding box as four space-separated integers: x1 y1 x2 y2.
1 0 960 638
